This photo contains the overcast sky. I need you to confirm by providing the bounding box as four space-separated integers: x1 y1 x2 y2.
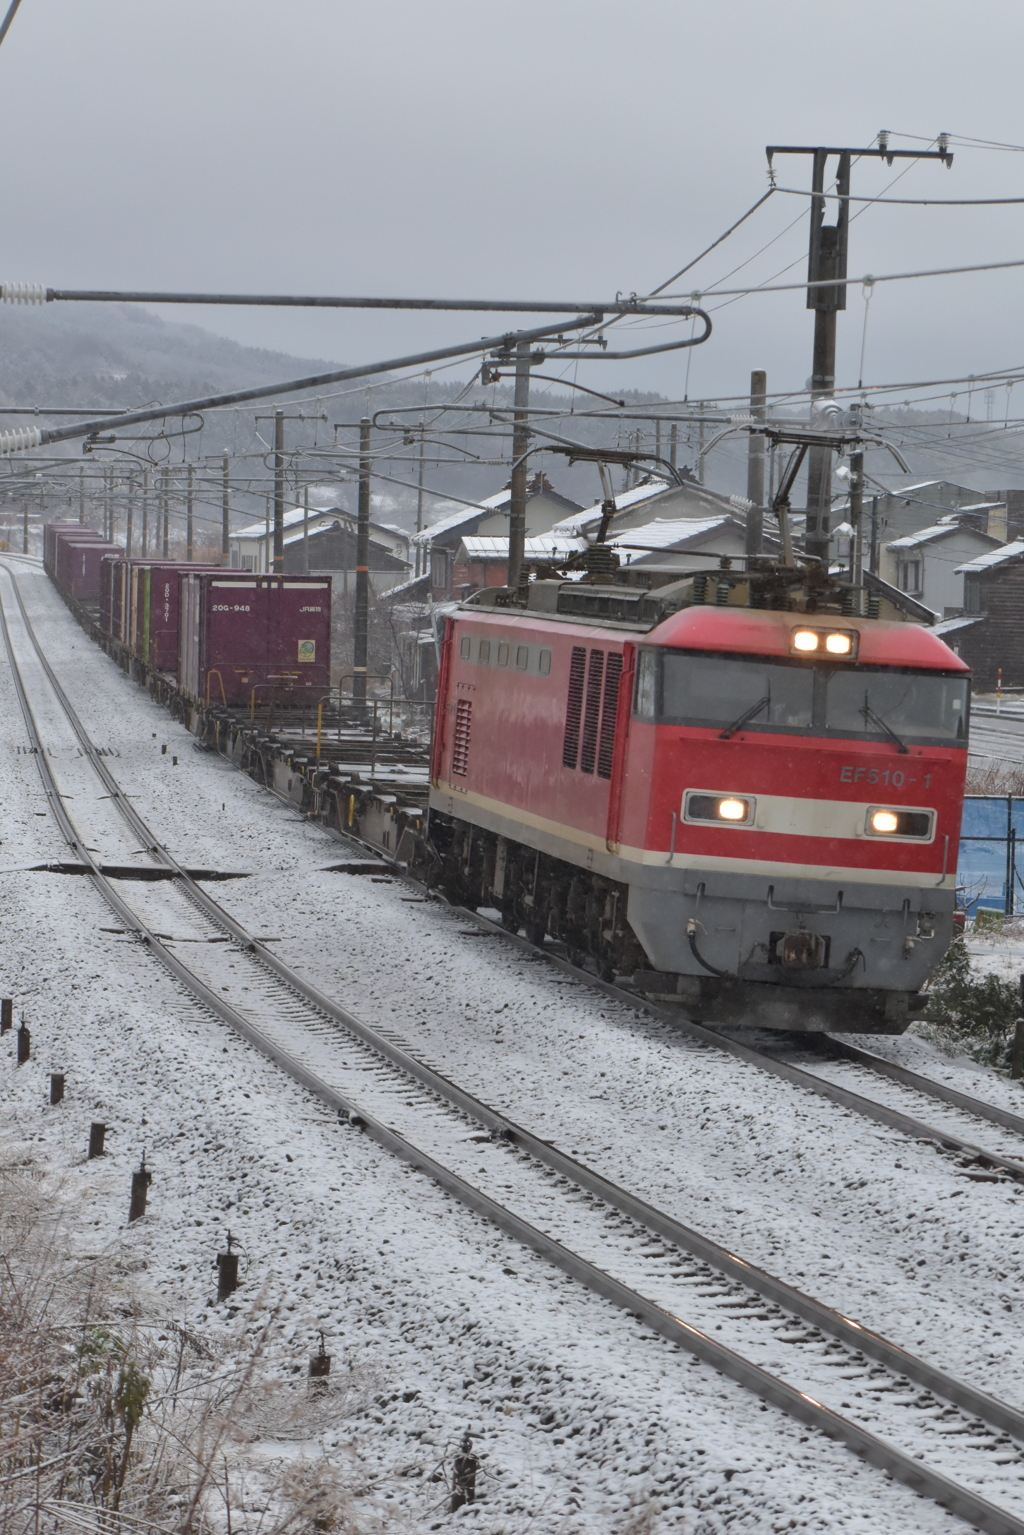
3 0 1024 413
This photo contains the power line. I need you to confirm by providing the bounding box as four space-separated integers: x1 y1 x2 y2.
775 186 1024 206
670 254 1024 302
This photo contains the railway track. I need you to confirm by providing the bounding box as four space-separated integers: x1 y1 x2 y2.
7 561 1024 1533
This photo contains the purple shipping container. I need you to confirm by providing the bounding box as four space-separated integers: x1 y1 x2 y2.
55 539 122 603
131 561 223 673
99 555 128 639
179 572 332 708
45 523 102 579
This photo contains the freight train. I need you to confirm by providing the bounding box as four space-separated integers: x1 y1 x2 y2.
427 565 969 1033
42 519 969 1034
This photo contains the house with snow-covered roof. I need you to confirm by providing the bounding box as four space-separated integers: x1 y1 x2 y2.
882 519 1003 618
551 475 744 540
934 541 1024 688
414 473 582 599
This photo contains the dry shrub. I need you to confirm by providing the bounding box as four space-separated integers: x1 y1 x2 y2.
964 761 1024 796
0 1149 377 1535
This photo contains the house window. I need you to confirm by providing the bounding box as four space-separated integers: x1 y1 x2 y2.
897 558 922 594
964 575 982 613
241 555 256 572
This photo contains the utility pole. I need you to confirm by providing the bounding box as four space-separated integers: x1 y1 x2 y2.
78 465 85 526
161 469 169 557
745 370 767 556
140 469 149 556
849 439 865 580
273 408 285 574
125 474 134 558
22 495 28 554
186 464 194 561
415 419 426 577
102 466 110 541
221 453 230 564
697 405 706 484
353 419 371 709
765 139 953 563
507 337 531 590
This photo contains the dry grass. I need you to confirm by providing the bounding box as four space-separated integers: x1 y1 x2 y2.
0 1150 381 1535
965 761 1024 796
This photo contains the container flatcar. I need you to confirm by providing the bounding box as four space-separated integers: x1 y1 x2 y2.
428 571 969 1033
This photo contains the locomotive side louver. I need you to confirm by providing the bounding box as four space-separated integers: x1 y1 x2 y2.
452 698 472 776
562 646 587 768
580 650 605 774
597 652 623 779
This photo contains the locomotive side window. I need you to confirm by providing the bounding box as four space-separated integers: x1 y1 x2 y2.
539 648 552 675
516 645 529 670
634 648 657 719
460 635 471 660
498 642 509 666
479 639 491 663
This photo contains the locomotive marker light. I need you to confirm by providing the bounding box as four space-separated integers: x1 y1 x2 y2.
790 628 857 658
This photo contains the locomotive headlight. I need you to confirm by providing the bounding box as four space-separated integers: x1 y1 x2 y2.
684 791 754 826
866 806 935 839
790 628 858 658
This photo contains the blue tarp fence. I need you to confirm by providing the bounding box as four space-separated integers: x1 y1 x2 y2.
958 796 1024 915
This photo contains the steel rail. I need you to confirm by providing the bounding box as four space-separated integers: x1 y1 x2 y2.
818 1035 1024 1140
7 572 1024 1532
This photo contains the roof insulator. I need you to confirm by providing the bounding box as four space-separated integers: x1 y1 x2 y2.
0 426 42 455
1 283 45 305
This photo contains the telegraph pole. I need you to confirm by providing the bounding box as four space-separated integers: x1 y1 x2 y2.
273 408 285 574
302 481 309 574
186 463 194 562
161 469 169 557
745 369 767 556
765 139 952 562
222 453 230 564
140 469 149 556
416 419 426 575
507 337 531 590
78 465 85 525
353 418 371 708
125 474 134 558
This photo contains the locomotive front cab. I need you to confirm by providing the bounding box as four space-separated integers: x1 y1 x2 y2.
620 608 970 1032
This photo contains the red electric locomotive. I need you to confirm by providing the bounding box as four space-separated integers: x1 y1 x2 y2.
427 566 968 1032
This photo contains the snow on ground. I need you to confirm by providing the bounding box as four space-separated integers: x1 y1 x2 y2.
0 561 1013 1531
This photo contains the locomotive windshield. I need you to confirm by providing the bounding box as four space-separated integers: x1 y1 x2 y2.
641 650 969 746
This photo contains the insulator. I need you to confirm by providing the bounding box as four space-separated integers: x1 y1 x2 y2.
1 283 46 305
0 426 42 455
692 574 708 603
716 579 731 606
867 591 881 619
